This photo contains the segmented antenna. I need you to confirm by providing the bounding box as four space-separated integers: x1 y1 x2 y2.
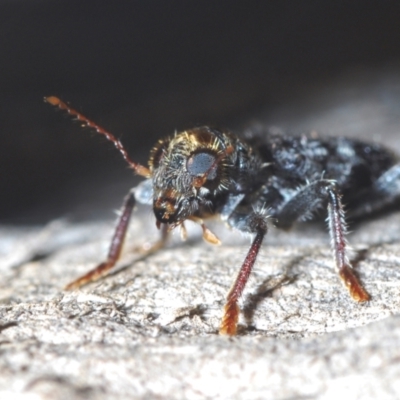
45 96 151 178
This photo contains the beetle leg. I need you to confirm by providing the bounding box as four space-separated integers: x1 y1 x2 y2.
220 209 269 335
64 190 169 290
348 163 400 218
65 191 136 290
276 179 369 302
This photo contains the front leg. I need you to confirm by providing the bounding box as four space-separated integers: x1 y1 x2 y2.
65 190 168 290
65 191 136 290
276 179 370 302
219 208 269 335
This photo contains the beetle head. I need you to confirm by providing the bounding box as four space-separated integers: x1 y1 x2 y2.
148 127 234 228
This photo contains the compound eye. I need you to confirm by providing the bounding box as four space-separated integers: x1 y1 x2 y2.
187 152 217 180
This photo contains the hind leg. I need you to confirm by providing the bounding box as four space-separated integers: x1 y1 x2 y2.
349 164 400 218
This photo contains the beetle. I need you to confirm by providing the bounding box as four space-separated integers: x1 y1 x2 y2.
45 96 400 335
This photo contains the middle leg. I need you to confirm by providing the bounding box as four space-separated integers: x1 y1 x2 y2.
275 179 369 302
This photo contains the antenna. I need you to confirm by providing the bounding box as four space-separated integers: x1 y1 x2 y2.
45 96 151 178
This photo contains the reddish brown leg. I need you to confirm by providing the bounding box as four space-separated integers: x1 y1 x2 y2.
219 229 265 335
65 192 136 290
276 180 369 302
327 188 370 302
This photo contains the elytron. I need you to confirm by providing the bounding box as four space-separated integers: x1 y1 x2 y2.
46 96 400 335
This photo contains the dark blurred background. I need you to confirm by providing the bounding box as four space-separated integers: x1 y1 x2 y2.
2 1 400 224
